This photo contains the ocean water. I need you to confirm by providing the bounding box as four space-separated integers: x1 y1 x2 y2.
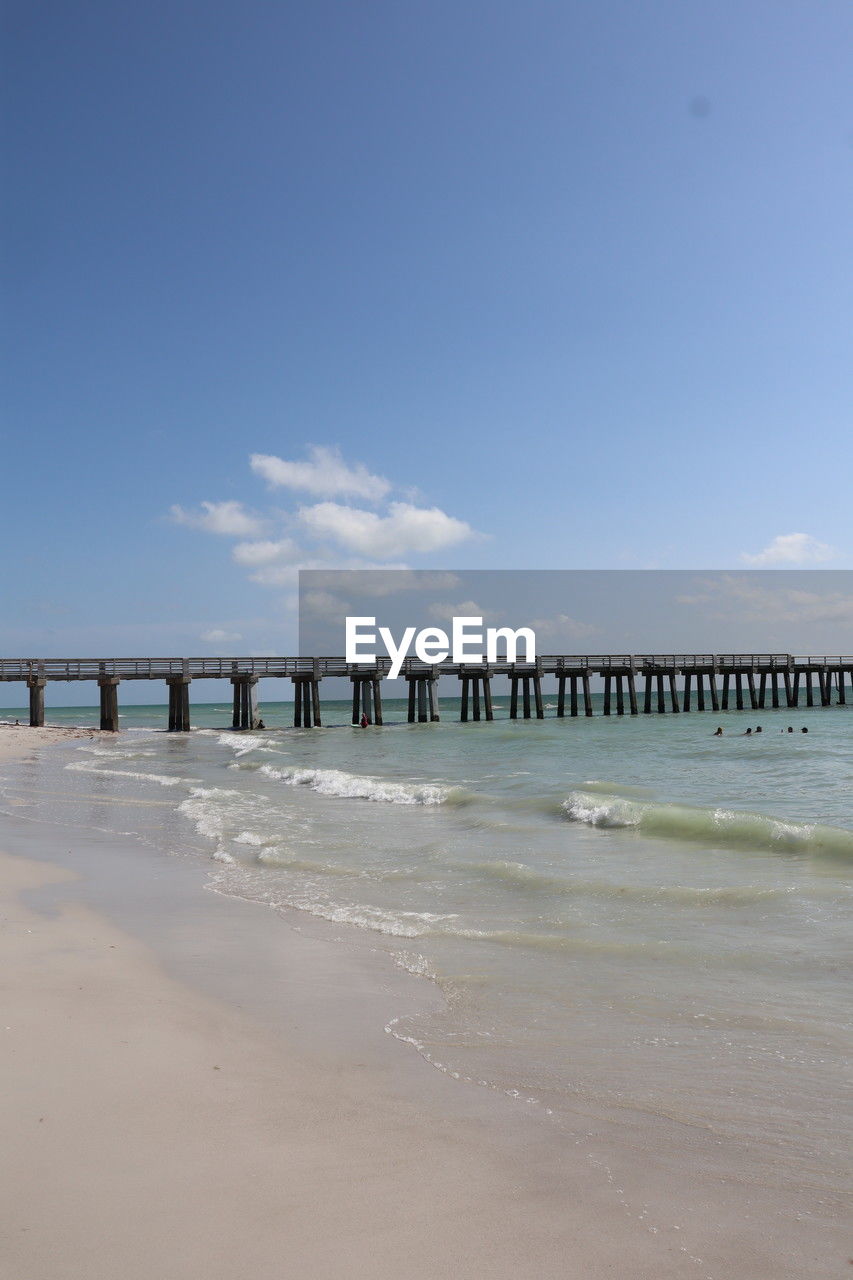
1 697 851 1238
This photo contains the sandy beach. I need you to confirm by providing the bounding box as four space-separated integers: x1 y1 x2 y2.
0 724 101 761
1 726 846 1279
0 728 646 1280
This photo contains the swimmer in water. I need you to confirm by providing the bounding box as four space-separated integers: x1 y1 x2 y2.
713 726 723 736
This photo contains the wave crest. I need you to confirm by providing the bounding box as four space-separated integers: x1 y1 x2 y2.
259 763 451 806
562 790 853 857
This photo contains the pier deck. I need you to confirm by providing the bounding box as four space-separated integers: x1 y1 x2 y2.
2 655 850 729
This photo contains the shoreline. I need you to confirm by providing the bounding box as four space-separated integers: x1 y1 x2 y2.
0 724 102 761
1 730 848 1278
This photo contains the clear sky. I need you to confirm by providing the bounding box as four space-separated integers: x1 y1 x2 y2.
3 1 852 688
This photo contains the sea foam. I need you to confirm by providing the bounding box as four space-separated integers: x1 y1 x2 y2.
259 763 450 806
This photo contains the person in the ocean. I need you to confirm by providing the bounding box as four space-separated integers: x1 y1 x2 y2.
256 719 265 729
787 726 794 733
743 727 752 736
801 726 809 733
713 726 723 736
755 726 762 733
360 712 369 727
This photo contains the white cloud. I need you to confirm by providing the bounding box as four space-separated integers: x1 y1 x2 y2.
170 500 266 537
305 569 460 597
427 600 494 623
740 533 837 567
200 628 243 644
232 538 300 567
676 574 853 625
250 446 390 502
530 614 598 643
298 501 476 557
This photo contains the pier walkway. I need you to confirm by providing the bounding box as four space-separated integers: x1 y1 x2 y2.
2 654 851 730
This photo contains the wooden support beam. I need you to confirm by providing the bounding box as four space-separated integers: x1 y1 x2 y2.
656 673 665 714
806 673 814 707
98 677 120 732
472 676 481 722
783 671 794 708
616 674 625 716
533 675 544 719
166 677 191 732
372 678 383 726
747 672 758 710
482 676 493 721
582 671 593 716
231 676 258 730
557 675 566 718
818 669 830 706
570 675 579 717
792 672 800 707
407 678 416 723
721 674 730 710
771 672 779 709
668 673 680 713
735 673 743 711
311 679 322 728
510 676 518 720
758 674 766 708
708 673 719 711
418 678 428 723
627 671 638 715
428 679 440 722
27 678 46 728
461 676 469 723
522 677 531 719
696 672 705 712
351 680 360 724
838 670 846 706
683 672 692 712
603 674 611 716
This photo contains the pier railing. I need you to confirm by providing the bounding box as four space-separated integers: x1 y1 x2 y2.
3 653 853 683
4 654 851 729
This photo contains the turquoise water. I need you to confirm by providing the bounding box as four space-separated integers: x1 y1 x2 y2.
1 697 850 1239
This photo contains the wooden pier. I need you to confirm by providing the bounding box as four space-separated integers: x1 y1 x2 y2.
2 655 850 730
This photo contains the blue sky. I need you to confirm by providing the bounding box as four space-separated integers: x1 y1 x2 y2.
3 0 852 688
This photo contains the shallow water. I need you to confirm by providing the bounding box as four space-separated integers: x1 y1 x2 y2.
1 697 850 1228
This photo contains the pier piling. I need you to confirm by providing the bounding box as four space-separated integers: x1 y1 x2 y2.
27 677 46 728
98 677 120 732
405 674 436 723
166 677 191 732
292 676 322 728
231 675 260 730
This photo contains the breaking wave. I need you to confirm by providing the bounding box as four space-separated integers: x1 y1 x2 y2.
258 763 452 806
562 790 853 857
